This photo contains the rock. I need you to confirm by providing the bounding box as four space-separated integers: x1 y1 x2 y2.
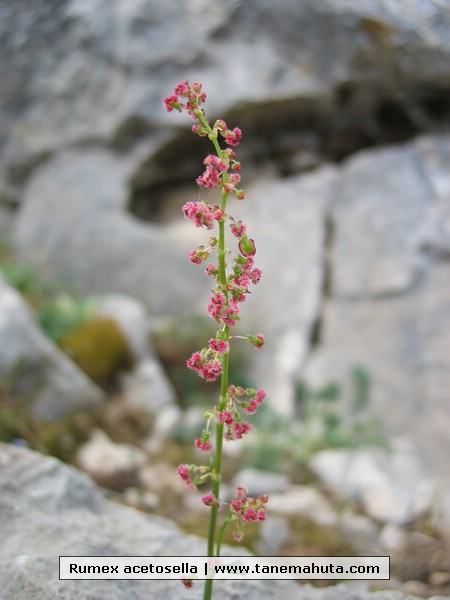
309 449 354 497
121 356 176 415
337 511 380 554
268 485 337 526
309 440 435 525
0 205 15 236
138 462 181 497
95 293 152 360
255 514 291 555
402 580 433 598
379 524 406 553
0 443 299 599
2 0 450 206
392 531 442 588
143 404 183 455
76 429 147 491
2 0 450 494
232 167 337 415
304 135 450 473
429 571 450 589
122 486 159 512
332 143 434 297
14 149 205 316
0 274 104 420
177 406 208 442
431 478 450 533
0 442 440 600
96 293 177 415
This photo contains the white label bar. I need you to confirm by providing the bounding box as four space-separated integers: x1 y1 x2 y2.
59 555 390 580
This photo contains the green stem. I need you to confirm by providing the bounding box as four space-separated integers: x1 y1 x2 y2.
216 512 233 557
196 110 232 600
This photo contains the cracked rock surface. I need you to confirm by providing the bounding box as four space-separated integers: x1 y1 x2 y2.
1 0 450 475
1 443 447 600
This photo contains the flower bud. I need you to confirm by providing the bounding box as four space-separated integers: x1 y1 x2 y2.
238 236 256 257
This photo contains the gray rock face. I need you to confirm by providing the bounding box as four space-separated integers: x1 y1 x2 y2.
16 151 204 313
96 293 153 361
0 275 103 420
233 168 338 415
0 442 443 600
12 135 450 472
2 0 450 483
309 440 435 526
14 149 204 315
304 136 450 473
2 0 450 203
333 145 434 297
95 293 177 413
14 150 336 416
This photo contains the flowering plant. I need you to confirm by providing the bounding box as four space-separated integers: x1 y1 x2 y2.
164 81 268 599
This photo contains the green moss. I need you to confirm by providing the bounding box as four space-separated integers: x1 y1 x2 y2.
59 317 134 387
0 391 45 452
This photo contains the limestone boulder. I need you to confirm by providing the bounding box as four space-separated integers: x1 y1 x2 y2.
0 274 103 420
304 136 450 473
14 149 204 316
2 0 450 207
309 439 435 525
0 442 443 600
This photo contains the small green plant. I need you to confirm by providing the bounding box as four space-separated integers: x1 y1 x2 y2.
37 294 97 342
0 255 134 392
244 366 385 473
1 260 55 306
294 365 384 461
0 256 96 341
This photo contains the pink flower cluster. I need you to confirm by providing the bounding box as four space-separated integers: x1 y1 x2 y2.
230 486 268 541
163 80 206 117
231 254 262 289
228 384 266 415
182 201 222 230
214 384 265 442
225 421 251 441
187 350 222 382
193 147 243 198
207 292 240 326
188 245 210 265
177 464 196 492
208 337 229 354
201 494 217 507
213 119 242 147
177 463 210 492
195 435 212 452
204 254 262 329
196 154 228 189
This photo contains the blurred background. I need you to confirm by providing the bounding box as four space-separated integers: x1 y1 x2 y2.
1 0 450 596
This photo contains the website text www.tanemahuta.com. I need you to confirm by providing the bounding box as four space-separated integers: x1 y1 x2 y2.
60 555 390 581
